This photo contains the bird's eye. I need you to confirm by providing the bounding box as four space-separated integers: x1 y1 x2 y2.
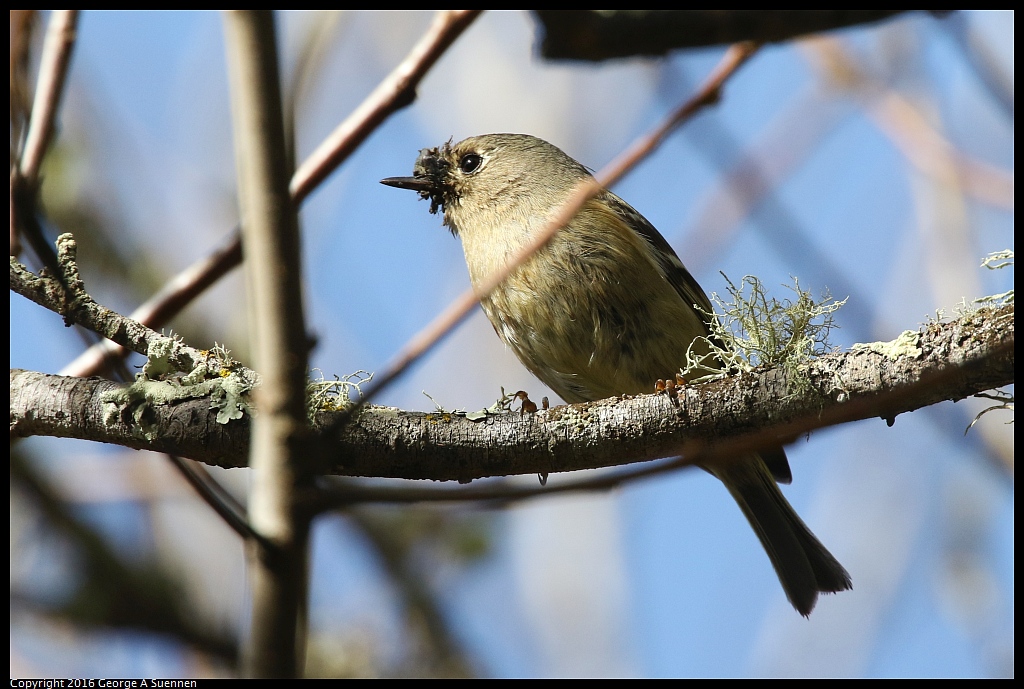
459 153 482 174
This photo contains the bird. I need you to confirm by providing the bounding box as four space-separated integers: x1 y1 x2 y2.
381 133 851 615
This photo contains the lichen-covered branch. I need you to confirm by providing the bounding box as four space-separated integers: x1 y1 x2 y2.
10 237 209 375
11 304 1014 483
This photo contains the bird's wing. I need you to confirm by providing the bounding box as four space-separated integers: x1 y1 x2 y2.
601 191 715 329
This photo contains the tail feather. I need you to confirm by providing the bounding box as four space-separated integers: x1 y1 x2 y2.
713 454 852 616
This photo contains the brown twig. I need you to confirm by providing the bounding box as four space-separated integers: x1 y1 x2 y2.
356 42 762 408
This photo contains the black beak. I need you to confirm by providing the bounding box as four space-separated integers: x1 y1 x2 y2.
380 176 434 192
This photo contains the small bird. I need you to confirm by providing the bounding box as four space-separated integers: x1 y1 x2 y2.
382 133 851 615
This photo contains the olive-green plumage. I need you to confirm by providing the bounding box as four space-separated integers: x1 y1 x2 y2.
383 133 851 615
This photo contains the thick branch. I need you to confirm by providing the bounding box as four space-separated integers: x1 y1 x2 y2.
12 304 1013 482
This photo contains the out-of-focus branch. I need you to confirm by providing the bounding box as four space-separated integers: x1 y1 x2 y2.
868 90 1013 209
16 9 78 186
672 83 852 279
223 10 311 678
11 10 79 272
344 510 476 677
10 451 238 663
943 12 1014 118
534 10 914 61
803 36 1014 210
164 453 266 545
10 11 38 159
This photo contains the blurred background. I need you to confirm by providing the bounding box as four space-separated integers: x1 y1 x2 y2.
10 10 1014 678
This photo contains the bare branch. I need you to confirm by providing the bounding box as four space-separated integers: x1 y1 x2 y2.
13 304 1013 487
11 238 207 373
803 37 1014 210
943 11 1014 118
59 232 243 377
11 236 266 543
11 10 80 275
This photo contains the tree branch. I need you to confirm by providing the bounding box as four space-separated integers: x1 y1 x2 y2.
223 9 311 678
290 10 481 204
11 238 210 373
11 10 79 274
534 10 918 61
16 10 79 186
12 304 1013 485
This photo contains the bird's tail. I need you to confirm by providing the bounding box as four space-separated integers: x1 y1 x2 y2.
713 455 852 616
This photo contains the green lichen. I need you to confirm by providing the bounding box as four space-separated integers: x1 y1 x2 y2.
307 369 372 420
101 341 258 439
681 274 846 396
850 330 923 360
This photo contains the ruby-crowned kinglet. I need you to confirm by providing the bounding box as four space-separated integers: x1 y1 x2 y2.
382 133 850 615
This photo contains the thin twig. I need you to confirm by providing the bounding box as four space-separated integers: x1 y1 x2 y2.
165 454 270 546
355 42 762 408
60 10 482 379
